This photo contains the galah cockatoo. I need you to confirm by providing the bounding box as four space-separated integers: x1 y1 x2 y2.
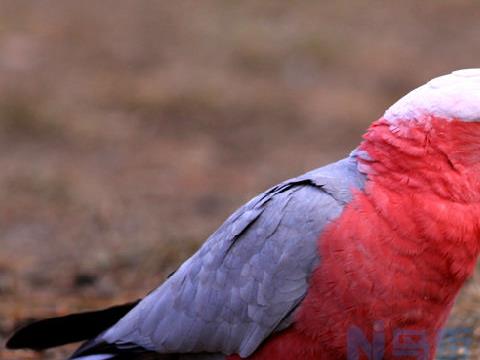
7 69 480 360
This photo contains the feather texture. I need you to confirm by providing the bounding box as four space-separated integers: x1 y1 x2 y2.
82 157 365 358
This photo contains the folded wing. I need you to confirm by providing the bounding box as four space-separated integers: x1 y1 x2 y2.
85 157 364 358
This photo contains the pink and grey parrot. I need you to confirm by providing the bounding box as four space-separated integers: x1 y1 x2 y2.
7 69 480 359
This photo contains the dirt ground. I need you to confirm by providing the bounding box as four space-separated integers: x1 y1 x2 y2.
0 1 479 359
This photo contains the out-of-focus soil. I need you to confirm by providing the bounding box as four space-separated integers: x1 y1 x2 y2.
0 1 479 359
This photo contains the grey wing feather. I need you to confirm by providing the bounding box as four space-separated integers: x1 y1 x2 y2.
101 156 364 357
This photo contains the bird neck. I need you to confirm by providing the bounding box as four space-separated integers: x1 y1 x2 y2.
357 115 480 281
358 116 480 202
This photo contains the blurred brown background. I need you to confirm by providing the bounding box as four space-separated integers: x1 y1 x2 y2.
0 1 480 359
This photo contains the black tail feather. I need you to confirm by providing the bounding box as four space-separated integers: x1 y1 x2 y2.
6 299 141 351
71 340 159 359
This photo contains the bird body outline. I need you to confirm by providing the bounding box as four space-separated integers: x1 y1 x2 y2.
7 69 480 360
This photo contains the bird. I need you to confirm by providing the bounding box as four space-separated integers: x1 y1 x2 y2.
6 69 480 360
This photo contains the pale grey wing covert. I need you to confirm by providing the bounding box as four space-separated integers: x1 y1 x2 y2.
100 157 364 358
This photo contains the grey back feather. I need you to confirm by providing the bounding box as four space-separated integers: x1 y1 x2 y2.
101 156 364 357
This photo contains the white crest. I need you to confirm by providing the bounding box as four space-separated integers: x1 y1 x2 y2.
384 69 480 122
